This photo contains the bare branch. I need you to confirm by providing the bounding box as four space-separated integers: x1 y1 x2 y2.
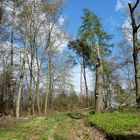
132 0 140 11
137 24 140 30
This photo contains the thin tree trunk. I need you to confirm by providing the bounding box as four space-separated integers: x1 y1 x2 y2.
80 62 83 102
0 0 3 23
36 44 41 114
48 47 52 109
10 4 16 115
44 71 49 114
10 23 14 115
16 80 23 119
82 54 89 107
45 39 52 113
36 73 41 114
16 32 28 119
28 39 34 115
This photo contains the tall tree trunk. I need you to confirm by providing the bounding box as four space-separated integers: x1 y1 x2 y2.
36 45 41 114
95 43 105 113
128 0 140 109
47 46 52 109
83 54 89 107
44 36 52 114
80 62 83 102
28 39 34 115
44 58 52 114
9 6 16 115
44 71 49 114
36 72 41 114
16 32 28 119
10 24 14 114
0 0 3 23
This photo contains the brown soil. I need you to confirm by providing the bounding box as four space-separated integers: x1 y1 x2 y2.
72 120 106 140
0 115 21 129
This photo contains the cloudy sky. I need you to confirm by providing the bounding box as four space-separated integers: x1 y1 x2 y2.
62 0 130 92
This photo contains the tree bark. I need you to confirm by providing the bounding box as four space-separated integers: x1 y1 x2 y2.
95 43 105 113
44 71 49 114
28 38 34 115
0 0 3 23
82 54 89 107
47 45 52 109
80 62 83 102
16 32 28 119
128 0 140 109
10 22 14 115
45 33 52 113
35 44 41 114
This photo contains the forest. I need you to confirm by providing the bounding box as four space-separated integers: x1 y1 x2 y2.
0 0 140 140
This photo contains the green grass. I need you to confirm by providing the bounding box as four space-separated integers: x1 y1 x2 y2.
40 113 68 140
0 113 68 140
86 111 140 139
3 111 140 140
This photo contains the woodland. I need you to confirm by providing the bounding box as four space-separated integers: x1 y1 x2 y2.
0 0 140 140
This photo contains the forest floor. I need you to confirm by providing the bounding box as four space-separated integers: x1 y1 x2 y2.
0 112 106 140
0 109 140 140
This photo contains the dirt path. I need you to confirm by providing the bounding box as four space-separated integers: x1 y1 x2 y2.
48 123 58 140
0 113 106 140
71 119 106 140
47 116 106 140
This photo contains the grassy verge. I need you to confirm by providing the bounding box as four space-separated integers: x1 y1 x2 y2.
86 111 140 140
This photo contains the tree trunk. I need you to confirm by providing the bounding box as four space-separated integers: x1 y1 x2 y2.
83 54 89 107
16 80 23 119
80 62 83 102
16 32 28 119
45 42 52 113
36 45 41 114
95 43 105 113
133 35 140 108
9 5 16 116
10 23 14 114
128 0 140 109
36 74 41 114
48 48 52 109
44 71 49 114
28 39 34 115
0 0 3 23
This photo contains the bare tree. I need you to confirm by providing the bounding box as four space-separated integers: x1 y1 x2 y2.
128 0 140 109
0 0 3 23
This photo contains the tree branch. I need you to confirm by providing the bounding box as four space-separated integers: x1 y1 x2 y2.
132 0 140 11
137 24 140 30
128 1 132 11
128 1 138 31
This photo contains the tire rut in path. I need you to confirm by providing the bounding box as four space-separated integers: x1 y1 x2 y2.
48 117 106 140
71 119 106 140
48 123 58 140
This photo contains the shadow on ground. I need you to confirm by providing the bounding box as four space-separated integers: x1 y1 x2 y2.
107 134 140 140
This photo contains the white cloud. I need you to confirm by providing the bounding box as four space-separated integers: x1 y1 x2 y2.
59 16 65 26
121 18 132 42
115 0 127 11
71 65 94 93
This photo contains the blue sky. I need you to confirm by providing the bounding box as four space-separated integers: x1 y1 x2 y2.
63 0 123 41
63 0 127 92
